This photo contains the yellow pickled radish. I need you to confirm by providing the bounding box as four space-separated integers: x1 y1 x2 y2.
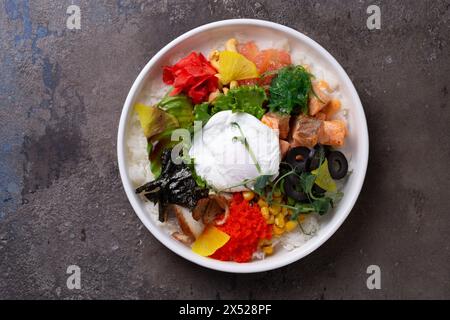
192 226 230 257
312 159 337 192
218 51 259 84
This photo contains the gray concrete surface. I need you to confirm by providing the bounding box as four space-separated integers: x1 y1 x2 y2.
0 0 449 300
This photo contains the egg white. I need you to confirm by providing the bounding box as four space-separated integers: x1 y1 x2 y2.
189 111 280 192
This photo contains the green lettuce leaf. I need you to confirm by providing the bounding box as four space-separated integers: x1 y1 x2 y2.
193 102 212 125
157 95 193 128
212 85 267 119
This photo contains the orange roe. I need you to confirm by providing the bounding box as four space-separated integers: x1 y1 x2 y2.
211 193 272 263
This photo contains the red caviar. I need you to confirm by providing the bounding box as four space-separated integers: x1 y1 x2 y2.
211 193 272 263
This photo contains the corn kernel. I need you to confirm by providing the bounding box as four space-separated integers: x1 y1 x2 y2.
285 220 298 232
260 207 270 220
267 215 275 225
275 213 285 228
243 191 255 201
272 189 282 197
262 245 273 256
230 80 238 89
281 206 288 216
257 199 268 208
273 225 285 236
272 195 282 203
269 204 281 215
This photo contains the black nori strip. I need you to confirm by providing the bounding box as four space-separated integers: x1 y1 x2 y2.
136 149 209 222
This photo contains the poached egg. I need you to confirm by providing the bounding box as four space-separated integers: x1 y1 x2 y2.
189 111 280 192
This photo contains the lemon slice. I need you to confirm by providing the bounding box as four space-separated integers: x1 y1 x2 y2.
192 226 230 257
218 51 259 84
312 159 337 192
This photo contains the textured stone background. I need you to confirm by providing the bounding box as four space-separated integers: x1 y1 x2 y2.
0 0 449 299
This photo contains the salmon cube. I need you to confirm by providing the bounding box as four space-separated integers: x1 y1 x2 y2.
290 115 323 148
279 140 290 159
261 112 290 139
314 112 327 121
309 81 332 116
319 120 347 147
238 41 260 62
322 99 341 120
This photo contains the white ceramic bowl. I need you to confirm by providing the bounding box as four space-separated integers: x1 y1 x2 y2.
117 19 369 273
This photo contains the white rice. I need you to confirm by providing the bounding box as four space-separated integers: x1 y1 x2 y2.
125 38 347 257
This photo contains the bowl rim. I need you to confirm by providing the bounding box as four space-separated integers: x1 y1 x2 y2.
117 18 369 273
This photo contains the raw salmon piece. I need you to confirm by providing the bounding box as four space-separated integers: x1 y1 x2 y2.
261 112 291 139
314 112 327 121
238 41 260 62
254 49 292 74
279 139 291 159
309 81 332 116
321 99 341 120
319 120 347 147
290 115 323 148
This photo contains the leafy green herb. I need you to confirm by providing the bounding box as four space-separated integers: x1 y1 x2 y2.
269 170 342 217
193 102 212 125
296 172 341 215
299 172 316 199
254 175 272 195
212 86 267 119
268 65 312 115
266 169 301 204
217 178 255 193
231 122 262 173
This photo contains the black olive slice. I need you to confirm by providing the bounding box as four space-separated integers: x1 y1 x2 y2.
286 172 300 185
327 151 348 180
284 181 308 202
308 144 330 171
286 147 311 172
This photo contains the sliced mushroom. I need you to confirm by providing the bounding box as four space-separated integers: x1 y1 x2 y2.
191 195 230 226
172 232 193 245
192 198 210 221
202 198 223 225
210 195 230 226
167 204 205 239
